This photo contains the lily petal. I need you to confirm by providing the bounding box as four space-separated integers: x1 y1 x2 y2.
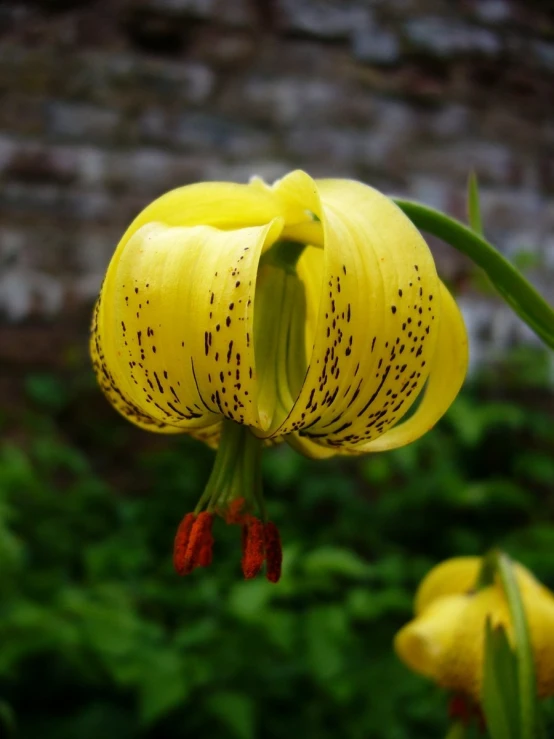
273 176 442 451
414 556 554 616
356 280 468 453
93 218 283 432
395 594 470 682
91 298 181 434
122 181 284 242
527 589 554 697
415 557 481 615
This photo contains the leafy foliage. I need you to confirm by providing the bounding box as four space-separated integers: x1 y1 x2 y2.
0 348 553 738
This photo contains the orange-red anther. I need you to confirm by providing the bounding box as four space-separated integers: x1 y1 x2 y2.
197 525 214 568
183 512 214 574
173 512 196 575
264 522 282 583
241 518 265 579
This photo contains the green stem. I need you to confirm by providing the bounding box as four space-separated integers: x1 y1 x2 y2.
393 199 554 350
467 171 484 236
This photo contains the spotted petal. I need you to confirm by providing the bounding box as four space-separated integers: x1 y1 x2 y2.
354 280 468 453
267 174 442 452
92 217 283 432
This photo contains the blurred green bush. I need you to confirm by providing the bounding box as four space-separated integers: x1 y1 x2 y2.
0 347 553 739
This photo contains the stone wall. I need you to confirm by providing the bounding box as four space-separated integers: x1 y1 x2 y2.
1 0 554 372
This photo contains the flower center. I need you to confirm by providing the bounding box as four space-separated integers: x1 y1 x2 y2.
173 418 282 582
254 240 310 434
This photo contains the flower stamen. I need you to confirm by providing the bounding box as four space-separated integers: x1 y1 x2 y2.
197 522 214 567
173 512 196 575
183 512 213 574
242 517 265 579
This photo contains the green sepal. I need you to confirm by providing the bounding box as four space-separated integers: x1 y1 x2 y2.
393 199 554 351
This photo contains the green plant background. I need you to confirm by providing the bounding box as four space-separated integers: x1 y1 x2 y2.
1 344 553 739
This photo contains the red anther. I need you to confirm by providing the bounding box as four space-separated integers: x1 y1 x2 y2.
197 525 214 568
225 497 246 524
173 512 196 575
264 522 282 583
183 512 213 574
241 518 265 579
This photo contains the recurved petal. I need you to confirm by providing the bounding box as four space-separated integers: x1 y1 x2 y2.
273 177 442 448
527 586 554 697
355 280 468 453
286 432 338 459
398 588 512 699
440 588 510 698
415 557 481 615
121 181 284 245
413 556 551 614
91 299 182 434
447 578 554 699
251 170 325 246
94 218 283 432
395 594 471 683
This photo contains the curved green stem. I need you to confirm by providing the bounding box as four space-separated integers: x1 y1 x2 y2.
394 199 554 351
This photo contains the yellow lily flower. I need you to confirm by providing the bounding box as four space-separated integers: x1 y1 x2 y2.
395 556 554 700
91 170 468 581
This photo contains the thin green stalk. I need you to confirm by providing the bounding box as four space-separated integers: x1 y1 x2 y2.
467 172 484 236
393 199 554 350
496 552 537 739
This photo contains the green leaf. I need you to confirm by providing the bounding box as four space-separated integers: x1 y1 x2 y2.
25 373 70 412
138 652 189 725
207 691 255 739
467 171 483 236
304 605 349 681
481 619 519 739
302 546 374 579
393 199 554 350
0 701 16 739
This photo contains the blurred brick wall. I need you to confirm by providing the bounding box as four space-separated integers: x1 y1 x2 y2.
1 0 554 371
